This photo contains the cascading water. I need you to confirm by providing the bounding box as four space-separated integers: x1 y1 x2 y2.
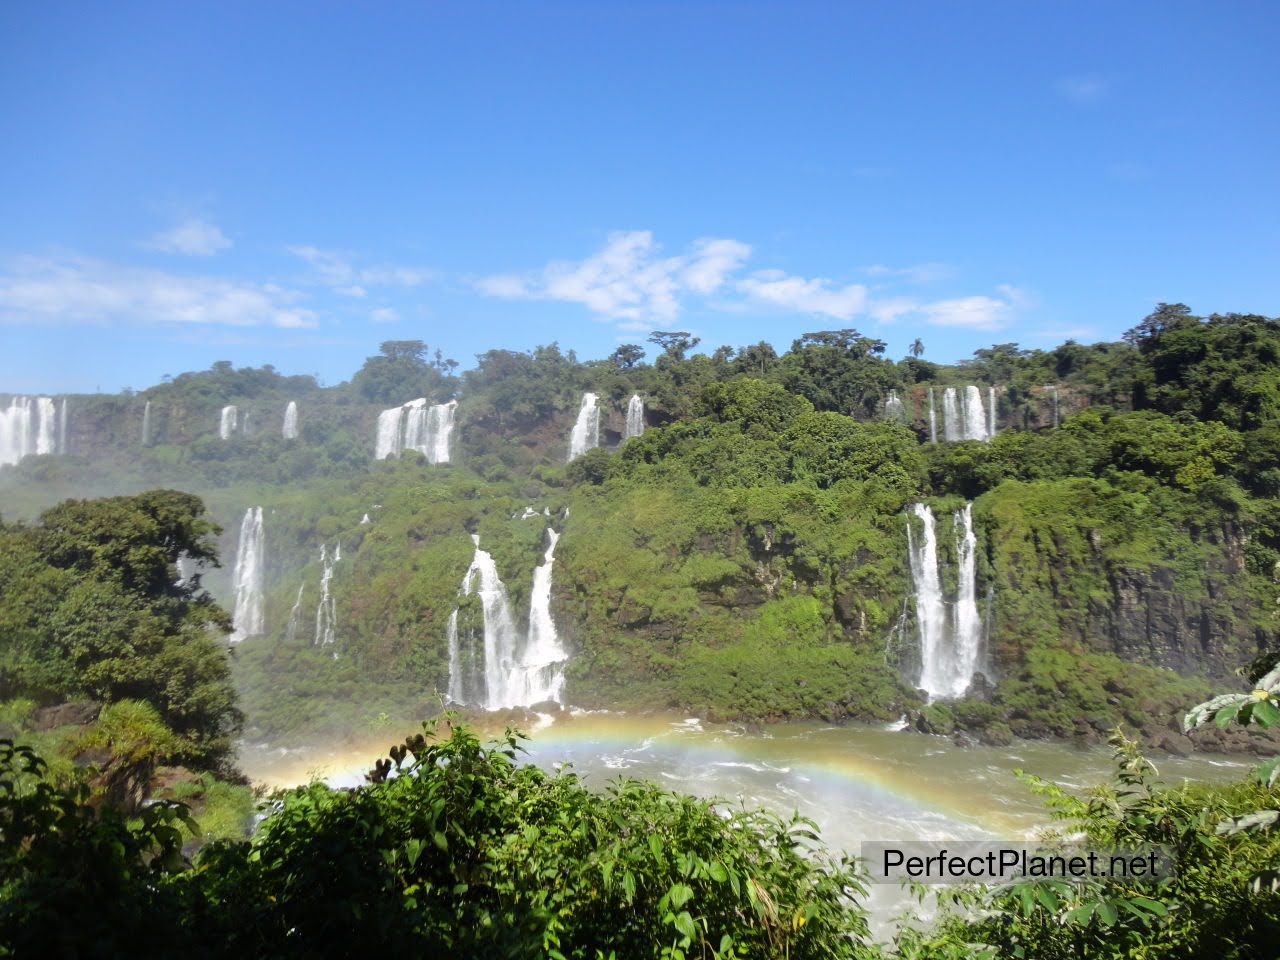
1049 385 1060 427
229 507 265 644
447 528 568 709
0 396 64 465
625 394 645 439
905 503 983 699
963 386 989 442
927 389 938 443
315 543 340 649
568 392 599 460
987 386 997 439
141 400 152 446
219 405 238 440
942 388 962 442
884 391 905 422
283 401 298 439
375 398 456 462
285 585 305 642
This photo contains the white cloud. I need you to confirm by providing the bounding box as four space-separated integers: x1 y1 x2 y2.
861 262 955 285
145 218 232 257
1054 75 1106 103
370 307 399 323
288 245 431 293
475 230 749 326
916 294 1014 330
0 254 315 328
738 269 868 320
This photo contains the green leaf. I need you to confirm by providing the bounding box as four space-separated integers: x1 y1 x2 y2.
649 834 663 860
673 910 697 941
1252 698 1280 728
668 883 693 910
622 871 636 903
1257 756 1280 789
432 831 448 851
1095 901 1118 927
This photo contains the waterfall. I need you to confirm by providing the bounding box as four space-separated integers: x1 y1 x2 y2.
285 585 305 642
941 388 961 441
0 396 65 466
625 394 645 439
568 392 600 460
963 386 989 442
375 398 456 463
282 401 298 439
1049 385 1060 427
219 405 238 440
174 554 194 588
987 386 997 439
314 543 339 648
229 507 265 644
906 502 983 699
927 388 938 443
510 528 567 705
884 390 905 422
447 528 568 709
360 513 371 524
141 401 152 446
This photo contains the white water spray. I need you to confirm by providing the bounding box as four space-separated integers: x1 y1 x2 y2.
906 503 983 699
283 401 298 439
568 392 599 460
229 507 265 644
219 405 238 440
625 394 645 439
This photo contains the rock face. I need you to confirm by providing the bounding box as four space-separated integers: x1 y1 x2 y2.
32 700 101 731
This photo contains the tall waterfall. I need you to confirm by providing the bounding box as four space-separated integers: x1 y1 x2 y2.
376 398 456 463
942 388 962 442
906 503 983 699
229 507 265 644
938 387 995 442
282 401 298 439
625 394 645 439
219 405 238 440
315 542 340 648
447 529 567 709
963 386 989 442
884 390 905 422
568 392 599 460
141 401 152 446
0 396 65 466
927 388 938 443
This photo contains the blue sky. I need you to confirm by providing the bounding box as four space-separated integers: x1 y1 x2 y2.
1 1 1276 393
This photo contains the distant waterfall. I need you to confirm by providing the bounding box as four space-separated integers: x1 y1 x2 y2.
376 398 456 463
0 396 65 466
447 529 568 708
229 507 265 644
963 386 989 442
927 389 938 443
942 388 962 442
141 401 152 446
884 390 906 423
219 405 238 440
285 585 305 642
282 401 298 439
568 393 599 460
1047 385 1060 427
937 387 995 442
315 542 340 649
906 503 983 699
625 394 645 439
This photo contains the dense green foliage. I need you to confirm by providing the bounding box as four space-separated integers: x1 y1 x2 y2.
0 723 874 959
0 491 241 767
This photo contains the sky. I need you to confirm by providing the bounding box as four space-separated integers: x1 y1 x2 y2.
0 1 1277 394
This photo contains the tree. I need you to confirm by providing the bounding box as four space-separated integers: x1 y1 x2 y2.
648 331 700 360
608 344 646 369
910 338 925 358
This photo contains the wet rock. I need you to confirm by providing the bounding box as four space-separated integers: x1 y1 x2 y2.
31 700 101 731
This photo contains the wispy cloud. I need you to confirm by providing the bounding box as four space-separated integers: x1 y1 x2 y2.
477 230 1029 333
288 245 431 296
1054 75 1106 104
370 307 399 323
738 269 868 320
475 230 749 327
144 218 232 256
0 254 315 328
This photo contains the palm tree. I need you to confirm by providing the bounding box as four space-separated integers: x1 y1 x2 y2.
909 338 925 359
